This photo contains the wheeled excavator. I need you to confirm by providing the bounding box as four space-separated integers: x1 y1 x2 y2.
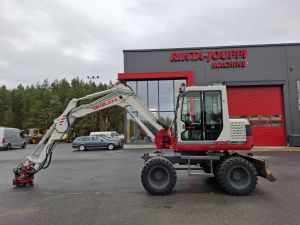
13 82 275 195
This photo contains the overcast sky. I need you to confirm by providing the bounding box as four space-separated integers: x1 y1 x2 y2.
1 0 299 89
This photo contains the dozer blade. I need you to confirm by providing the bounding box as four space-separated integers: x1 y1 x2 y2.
252 157 276 182
241 155 276 182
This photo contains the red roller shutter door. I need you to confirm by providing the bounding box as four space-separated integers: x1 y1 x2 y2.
227 86 286 146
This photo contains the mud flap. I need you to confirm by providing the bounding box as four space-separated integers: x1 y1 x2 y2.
240 155 276 182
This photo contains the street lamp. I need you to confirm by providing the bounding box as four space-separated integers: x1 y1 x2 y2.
87 76 100 132
87 75 100 82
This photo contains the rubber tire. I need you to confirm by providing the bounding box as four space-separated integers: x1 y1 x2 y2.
22 142 26 149
79 145 86 151
141 157 177 195
6 143 12 150
107 144 114 150
214 157 226 176
216 157 257 196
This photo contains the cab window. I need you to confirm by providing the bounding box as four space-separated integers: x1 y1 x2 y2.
181 91 203 141
180 90 223 141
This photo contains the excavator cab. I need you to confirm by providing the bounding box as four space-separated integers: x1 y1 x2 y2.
173 85 253 151
177 87 225 142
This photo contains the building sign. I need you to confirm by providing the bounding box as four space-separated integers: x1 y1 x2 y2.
170 49 247 69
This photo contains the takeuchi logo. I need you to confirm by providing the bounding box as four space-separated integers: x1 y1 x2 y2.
170 49 247 69
92 98 118 111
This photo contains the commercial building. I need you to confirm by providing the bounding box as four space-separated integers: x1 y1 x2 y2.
118 43 300 146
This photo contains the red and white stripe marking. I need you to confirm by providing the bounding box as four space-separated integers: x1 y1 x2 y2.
58 115 67 126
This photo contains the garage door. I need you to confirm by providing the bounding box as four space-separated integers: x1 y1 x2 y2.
227 86 286 146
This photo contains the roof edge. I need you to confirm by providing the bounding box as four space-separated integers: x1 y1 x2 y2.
123 42 300 53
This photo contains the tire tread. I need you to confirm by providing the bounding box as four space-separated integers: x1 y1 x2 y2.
141 157 177 195
216 157 257 196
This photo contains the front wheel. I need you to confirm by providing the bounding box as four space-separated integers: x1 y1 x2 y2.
141 157 177 195
216 157 257 196
22 142 26 149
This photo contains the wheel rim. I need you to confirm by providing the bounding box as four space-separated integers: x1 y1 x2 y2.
79 145 85 151
108 144 114 150
227 166 251 189
148 166 170 189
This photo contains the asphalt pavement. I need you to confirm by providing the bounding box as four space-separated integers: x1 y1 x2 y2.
0 144 300 225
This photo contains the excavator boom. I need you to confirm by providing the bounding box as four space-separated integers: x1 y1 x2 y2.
13 83 168 187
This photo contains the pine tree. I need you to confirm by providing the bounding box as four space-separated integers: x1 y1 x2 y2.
0 78 125 135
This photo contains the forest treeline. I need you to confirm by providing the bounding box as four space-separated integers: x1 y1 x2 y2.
0 78 124 135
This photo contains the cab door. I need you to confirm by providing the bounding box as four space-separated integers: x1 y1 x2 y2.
203 91 223 140
177 89 224 144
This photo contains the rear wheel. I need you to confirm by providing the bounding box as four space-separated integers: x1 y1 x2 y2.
6 143 12 150
22 142 26 149
79 145 86 151
141 157 177 195
216 157 257 195
107 144 114 150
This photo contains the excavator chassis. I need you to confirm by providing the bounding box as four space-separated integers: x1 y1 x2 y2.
141 150 276 195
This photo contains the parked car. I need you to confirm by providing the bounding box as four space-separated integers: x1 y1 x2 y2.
0 127 27 150
72 135 123 151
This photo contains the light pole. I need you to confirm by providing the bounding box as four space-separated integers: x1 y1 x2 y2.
87 75 100 83
87 76 100 132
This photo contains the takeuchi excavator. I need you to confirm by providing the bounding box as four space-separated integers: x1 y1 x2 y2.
13 82 276 195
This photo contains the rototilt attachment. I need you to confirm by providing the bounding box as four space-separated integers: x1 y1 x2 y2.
12 135 58 187
12 162 36 187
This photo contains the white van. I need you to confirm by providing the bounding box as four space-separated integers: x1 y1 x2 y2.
89 131 124 143
0 127 26 150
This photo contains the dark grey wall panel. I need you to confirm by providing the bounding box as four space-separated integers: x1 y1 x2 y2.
124 46 288 85
204 46 287 83
286 45 300 134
